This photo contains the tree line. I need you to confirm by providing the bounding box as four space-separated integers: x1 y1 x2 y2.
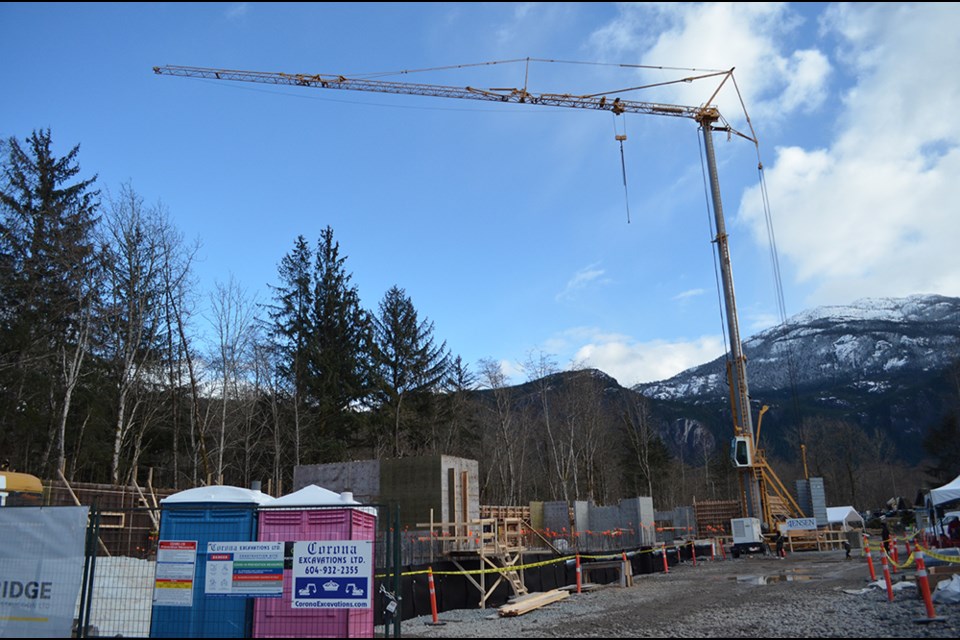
2 129 952 513
0 129 680 504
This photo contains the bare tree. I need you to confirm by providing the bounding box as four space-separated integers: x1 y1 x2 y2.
100 184 168 485
477 358 526 505
208 275 257 483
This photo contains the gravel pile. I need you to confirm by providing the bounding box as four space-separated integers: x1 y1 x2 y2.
389 550 960 638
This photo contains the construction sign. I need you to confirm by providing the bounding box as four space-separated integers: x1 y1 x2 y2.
291 541 372 609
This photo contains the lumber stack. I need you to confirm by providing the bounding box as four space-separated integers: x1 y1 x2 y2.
498 589 569 617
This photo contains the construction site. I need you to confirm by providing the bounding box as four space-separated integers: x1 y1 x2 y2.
2 447 904 639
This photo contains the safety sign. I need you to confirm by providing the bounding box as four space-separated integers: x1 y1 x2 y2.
205 541 284 597
153 541 197 607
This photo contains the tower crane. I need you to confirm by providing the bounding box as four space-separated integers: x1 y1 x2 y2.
153 62 804 532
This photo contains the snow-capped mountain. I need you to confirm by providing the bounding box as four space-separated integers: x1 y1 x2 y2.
634 294 960 401
627 294 960 465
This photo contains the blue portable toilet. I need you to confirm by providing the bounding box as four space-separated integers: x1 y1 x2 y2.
149 486 275 638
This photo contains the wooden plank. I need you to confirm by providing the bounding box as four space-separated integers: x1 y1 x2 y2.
498 589 569 617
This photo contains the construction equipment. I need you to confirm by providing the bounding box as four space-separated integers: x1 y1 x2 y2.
153 61 803 531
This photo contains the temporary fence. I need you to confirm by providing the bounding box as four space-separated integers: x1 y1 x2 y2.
0 502 403 639
2 500 769 639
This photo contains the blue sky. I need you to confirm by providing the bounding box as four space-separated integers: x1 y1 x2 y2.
2 3 958 387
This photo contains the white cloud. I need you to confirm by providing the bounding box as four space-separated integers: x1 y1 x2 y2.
225 3 249 20
556 263 607 302
740 4 960 306
566 330 726 387
672 288 705 301
587 3 831 127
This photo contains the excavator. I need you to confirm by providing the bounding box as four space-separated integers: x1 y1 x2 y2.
153 60 805 542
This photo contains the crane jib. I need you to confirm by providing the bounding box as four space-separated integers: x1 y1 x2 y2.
152 65 715 120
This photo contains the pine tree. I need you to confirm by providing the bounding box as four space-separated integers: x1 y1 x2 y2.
0 129 100 476
371 285 450 457
266 235 314 465
308 227 375 461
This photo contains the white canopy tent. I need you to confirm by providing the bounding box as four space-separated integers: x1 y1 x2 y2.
826 506 864 531
929 474 960 507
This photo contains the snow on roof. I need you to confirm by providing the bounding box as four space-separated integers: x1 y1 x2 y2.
268 485 377 517
270 484 349 506
161 485 276 505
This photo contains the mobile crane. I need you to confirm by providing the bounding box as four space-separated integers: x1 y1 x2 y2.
153 61 804 534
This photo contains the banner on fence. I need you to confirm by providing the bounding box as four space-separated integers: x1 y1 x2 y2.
153 540 197 607
205 541 283 597
0 506 88 638
292 540 372 609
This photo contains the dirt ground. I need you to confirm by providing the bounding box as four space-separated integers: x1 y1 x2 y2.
398 548 960 638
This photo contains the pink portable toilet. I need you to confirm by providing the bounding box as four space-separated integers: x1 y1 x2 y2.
253 485 377 638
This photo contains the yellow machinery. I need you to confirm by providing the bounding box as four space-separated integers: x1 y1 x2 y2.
0 470 44 506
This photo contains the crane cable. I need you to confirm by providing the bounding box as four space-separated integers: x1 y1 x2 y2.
612 114 632 224
728 71 807 471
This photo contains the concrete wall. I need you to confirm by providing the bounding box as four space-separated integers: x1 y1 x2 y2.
293 459 380 501
586 497 655 546
293 456 479 529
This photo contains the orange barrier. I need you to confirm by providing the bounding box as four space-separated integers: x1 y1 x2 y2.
913 549 946 624
863 533 877 581
576 554 582 594
880 551 894 603
426 566 445 626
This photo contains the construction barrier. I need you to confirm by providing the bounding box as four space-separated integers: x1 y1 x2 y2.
863 533 877 581
912 549 945 624
425 566 444 626
575 554 582 594
881 550 894 603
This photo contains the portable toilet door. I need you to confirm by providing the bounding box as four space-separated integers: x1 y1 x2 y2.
149 485 275 638
253 485 377 638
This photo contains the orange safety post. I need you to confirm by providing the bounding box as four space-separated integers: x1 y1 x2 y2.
863 533 877 581
880 551 894 603
576 554 582 594
891 538 899 574
661 542 669 574
691 540 697 567
425 566 445 626
720 538 727 560
913 549 946 624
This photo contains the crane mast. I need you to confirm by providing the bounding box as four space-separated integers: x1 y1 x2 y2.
153 62 796 527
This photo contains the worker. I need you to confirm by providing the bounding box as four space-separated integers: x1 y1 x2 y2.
948 518 960 542
775 530 786 559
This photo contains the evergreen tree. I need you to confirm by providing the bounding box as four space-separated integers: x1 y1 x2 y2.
266 235 314 465
266 228 373 464
307 227 374 460
0 129 100 475
371 285 450 457
923 411 960 485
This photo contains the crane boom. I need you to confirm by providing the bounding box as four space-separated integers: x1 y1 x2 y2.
153 64 724 121
153 62 797 528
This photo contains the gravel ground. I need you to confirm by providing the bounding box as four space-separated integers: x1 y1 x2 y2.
390 549 960 638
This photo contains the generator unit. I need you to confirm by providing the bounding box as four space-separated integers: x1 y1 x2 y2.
730 517 768 558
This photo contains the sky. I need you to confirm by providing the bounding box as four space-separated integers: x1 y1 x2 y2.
2 3 958 388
